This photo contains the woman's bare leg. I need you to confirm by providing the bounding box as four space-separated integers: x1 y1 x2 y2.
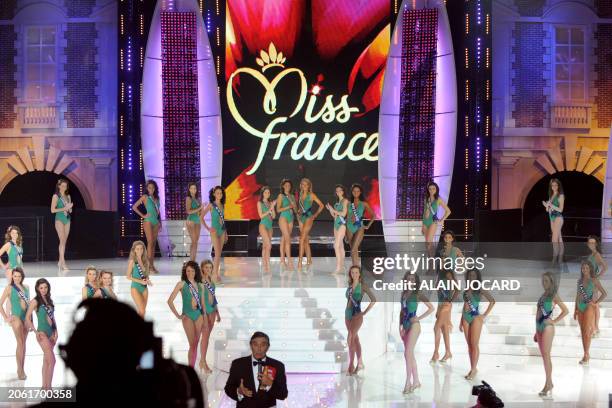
181 316 199 367
349 229 365 266
37 333 55 389
54 221 68 268
131 288 147 317
11 320 27 378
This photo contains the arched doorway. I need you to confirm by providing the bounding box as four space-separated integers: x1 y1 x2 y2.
523 171 602 242
0 171 85 208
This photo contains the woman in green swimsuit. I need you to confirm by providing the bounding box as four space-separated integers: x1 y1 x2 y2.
185 182 203 262
345 265 376 376
574 261 607 365
346 184 376 267
533 272 568 398
422 181 451 266
132 180 161 273
276 179 296 270
167 260 204 368
297 178 324 271
542 178 564 266
25 278 57 389
257 186 276 273
586 235 607 336
51 178 73 273
199 259 221 373
81 265 101 300
459 269 495 380
0 267 30 380
98 270 117 300
1 225 23 281
126 240 152 317
399 272 434 394
201 186 228 282
326 185 349 274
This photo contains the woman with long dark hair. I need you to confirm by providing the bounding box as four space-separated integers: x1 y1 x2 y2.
276 179 296 270
542 178 564 265
345 265 376 375
422 181 451 263
459 269 495 380
586 235 607 336
199 259 220 373
201 186 227 282
326 185 349 274
25 278 57 389
346 184 375 266
257 186 276 273
0 225 23 281
132 180 161 272
534 272 568 398
574 260 607 365
296 178 324 271
167 260 205 368
51 178 73 272
185 182 203 262
126 240 153 317
399 272 434 393
0 267 30 380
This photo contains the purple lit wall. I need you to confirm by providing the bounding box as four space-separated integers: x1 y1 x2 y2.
396 8 438 219
160 11 201 220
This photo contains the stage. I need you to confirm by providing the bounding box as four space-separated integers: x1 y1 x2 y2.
0 257 611 407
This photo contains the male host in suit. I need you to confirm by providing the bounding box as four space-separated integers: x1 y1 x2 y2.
224 331 288 407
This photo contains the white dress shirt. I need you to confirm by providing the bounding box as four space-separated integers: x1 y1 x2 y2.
237 355 272 402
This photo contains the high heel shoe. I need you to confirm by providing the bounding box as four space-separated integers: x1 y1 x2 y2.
538 385 553 399
402 384 412 394
579 358 589 366
354 363 364 375
440 354 452 364
409 383 421 392
429 353 439 364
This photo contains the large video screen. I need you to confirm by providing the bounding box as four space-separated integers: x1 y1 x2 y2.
222 0 390 219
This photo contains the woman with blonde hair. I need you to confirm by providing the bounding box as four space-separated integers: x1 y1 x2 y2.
0 225 23 281
126 241 153 317
98 270 117 299
51 178 73 272
82 266 101 300
574 260 607 365
534 271 568 398
199 259 220 373
296 178 324 271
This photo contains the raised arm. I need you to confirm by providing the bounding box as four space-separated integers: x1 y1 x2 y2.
167 282 184 319
132 195 147 219
257 201 267 220
125 259 146 285
481 290 496 317
552 294 569 324
185 197 201 216
438 198 451 223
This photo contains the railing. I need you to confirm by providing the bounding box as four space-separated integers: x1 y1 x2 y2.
0 216 45 262
550 103 591 129
18 103 59 129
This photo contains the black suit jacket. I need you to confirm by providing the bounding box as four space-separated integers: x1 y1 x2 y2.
224 355 288 408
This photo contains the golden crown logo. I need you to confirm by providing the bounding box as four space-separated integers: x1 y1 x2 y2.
256 43 286 72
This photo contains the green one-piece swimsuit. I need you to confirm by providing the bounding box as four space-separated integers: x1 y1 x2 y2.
345 283 362 321
536 295 553 333
187 197 201 224
145 196 160 226
401 293 418 331
131 263 148 294
462 291 480 324
587 254 600 277
181 281 204 321
334 202 346 231
85 284 96 298
10 284 29 322
36 304 55 338
548 195 562 221
211 203 226 237
7 241 23 269
347 201 364 234
55 194 71 225
260 202 273 231
299 193 314 224
202 280 218 315
576 279 594 313
423 198 438 228
280 194 294 223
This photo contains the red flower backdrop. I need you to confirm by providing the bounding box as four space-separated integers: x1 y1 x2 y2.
224 0 390 219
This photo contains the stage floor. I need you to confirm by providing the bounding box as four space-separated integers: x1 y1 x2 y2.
0 256 611 407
